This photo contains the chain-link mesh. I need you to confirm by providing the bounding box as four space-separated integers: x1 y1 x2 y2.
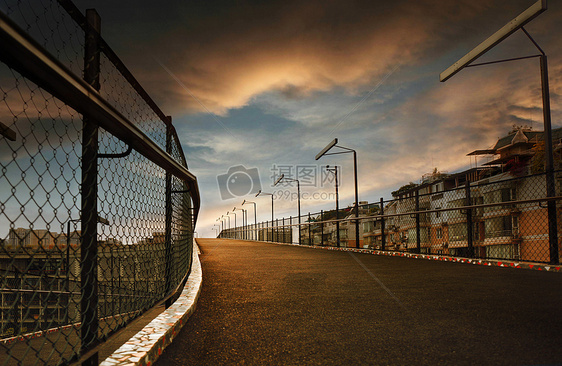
224 172 561 264
0 61 83 365
0 0 84 77
0 1 197 365
98 54 167 149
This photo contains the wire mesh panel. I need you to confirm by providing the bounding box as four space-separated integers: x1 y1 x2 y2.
0 1 198 365
0 62 83 365
98 54 167 149
0 0 85 77
471 174 552 262
240 171 561 264
96 143 168 331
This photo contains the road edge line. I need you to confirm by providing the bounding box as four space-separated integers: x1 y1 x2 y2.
261 240 561 273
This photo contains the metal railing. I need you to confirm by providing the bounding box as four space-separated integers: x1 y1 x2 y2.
219 172 561 265
0 1 199 365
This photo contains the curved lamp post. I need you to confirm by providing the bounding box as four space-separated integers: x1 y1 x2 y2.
255 190 274 241
326 165 340 247
233 207 247 240
242 200 257 240
316 138 360 248
216 217 224 236
228 211 237 239
439 0 558 264
221 212 230 237
273 174 301 244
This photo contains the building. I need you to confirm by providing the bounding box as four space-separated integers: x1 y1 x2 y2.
360 126 562 262
5 228 80 251
0 229 168 337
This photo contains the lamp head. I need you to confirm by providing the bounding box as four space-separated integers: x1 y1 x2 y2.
274 174 284 186
315 138 338 160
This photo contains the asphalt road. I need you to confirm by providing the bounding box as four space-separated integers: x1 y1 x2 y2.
156 238 562 366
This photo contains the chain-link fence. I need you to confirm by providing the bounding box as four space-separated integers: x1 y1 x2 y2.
0 1 199 365
221 171 561 265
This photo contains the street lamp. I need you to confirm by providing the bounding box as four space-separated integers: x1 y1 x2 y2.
242 200 257 240
255 190 274 241
316 138 360 248
216 217 224 235
273 174 301 244
228 211 237 239
233 207 247 240
326 165 340 247
222 214 231 237
213 224 220 238
440 0 558 264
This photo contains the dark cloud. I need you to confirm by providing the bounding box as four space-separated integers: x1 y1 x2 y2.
63 0 562 237
72 0 556 116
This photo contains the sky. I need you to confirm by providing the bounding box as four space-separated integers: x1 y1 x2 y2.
70 0 562 238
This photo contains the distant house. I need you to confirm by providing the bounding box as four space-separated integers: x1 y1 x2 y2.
7 228 65 250
361 126 562 261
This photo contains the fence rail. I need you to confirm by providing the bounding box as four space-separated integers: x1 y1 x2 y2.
0 1 199 365
219 172 561 265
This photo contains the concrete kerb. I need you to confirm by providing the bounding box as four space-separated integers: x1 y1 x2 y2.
259 240 562 273
100 240 203 366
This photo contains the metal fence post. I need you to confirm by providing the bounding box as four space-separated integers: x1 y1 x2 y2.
336 205 340 248
415 190 421 253
321 210 324 246
380 197 386 251
164 117 173 308
282 217 285 243
81 8 101 365
308 213 312 245
466 181 474 258
540 55 560 265
354 151 360 249
289 216 292 244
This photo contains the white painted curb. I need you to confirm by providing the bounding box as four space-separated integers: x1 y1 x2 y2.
101 241 202 366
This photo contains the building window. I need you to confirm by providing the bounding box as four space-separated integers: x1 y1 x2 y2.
483 187 516 212
362 222 373 232
432 193 444 201
501 187 516 202
436 228 443 239
485 215 515 238
449 223 467 242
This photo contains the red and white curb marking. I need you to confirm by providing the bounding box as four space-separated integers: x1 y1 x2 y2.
266 241 561 273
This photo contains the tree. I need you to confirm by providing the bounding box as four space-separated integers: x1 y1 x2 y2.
391 182 418 197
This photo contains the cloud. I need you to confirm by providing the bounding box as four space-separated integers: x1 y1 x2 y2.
351 53 561 193
65 0 562 239
135 0 538 116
